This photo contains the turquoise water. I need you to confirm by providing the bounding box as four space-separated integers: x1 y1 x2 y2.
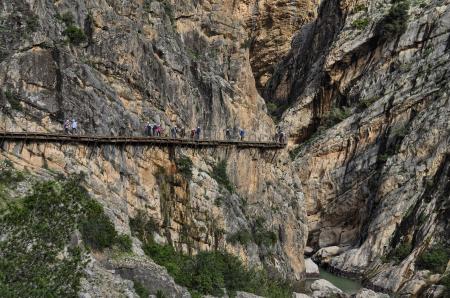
294 268 363 295
318 268 363 294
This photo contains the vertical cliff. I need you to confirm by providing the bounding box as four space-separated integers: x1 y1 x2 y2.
0 0 315 296
264 0 450 295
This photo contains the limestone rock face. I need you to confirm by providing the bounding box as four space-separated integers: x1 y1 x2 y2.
244 0 319 91
263 0 450 293
0 0 312 294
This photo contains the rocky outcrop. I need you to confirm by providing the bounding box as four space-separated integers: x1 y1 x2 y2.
310 279 343 298
244 0 319 91
305 258 320 277
352 288 389 298
0 0 311 295
2 0 449 296
263 0 450 294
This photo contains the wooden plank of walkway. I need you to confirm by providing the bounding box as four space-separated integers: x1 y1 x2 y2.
0 132 286 149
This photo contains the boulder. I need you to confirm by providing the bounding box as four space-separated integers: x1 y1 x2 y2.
305 258 320 277
353 288 389 298
304 246 315 256
293 293 312 298
236 292 264 298
310 279 343 298
312 246 341 265
422 285 446 298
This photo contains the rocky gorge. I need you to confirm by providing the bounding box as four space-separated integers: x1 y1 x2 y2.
0 0 449 297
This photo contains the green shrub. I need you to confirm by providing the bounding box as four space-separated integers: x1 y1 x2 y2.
0 175 128 295
352 4 368 13
141 239 290 297
115 234 133 252
64 25 86 45
324 107 351 127
211 160 234 193
3 90 23 112
0 178 86 296
390 242 412 264
289 145 302 161
156 290 166 298
143 0 153 12
176 156 193 180
214 196 223 207
0 160 25 186
252 217 278 247
227 230 252 246
129 210 158 242
26 15 39 32
79 201 118 251
57 12 75 26
352 18 370 30
376 0 410 41
254 230 278 247
358 96 379 110
416 245 449 273
133 279 150 298
267 102 278 114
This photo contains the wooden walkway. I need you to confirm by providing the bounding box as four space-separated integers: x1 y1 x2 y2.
0 132 286 149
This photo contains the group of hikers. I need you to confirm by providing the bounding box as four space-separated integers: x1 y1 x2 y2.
225 128 246 141
63 119 78 134
62 119 286 143
145 122 196 139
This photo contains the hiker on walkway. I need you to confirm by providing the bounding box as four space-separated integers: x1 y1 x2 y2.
64 119 70 134
170 126 177 138
71 119 78 134
155 124 162 137
225 128 231 140
190 128 195 139
195 126 201 140
279 131 285 143
179 127 186 138
145 122 151 136
239 128 245 141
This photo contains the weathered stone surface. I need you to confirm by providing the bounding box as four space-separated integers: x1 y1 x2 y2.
106 255 191 298
310 279 343 298
305 258 320 277
1 0 449 296
422 285 447 298
264 0 450 293
293 293 312 298
235 291 264 298
0 0 312 294
352 288 389 298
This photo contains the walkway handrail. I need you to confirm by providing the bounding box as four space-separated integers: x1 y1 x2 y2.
0 131 286 149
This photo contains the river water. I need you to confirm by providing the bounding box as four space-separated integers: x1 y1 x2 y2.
295 268 363 295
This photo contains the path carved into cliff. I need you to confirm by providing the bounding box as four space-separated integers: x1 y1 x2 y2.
0 131 286 149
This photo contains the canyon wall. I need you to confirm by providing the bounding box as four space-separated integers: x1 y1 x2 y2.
265 0 450 294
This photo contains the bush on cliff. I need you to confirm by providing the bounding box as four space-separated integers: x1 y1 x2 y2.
0 173 131 296
176 156 193 180
390 241 412 264
376 0 410 41
211 160 234 193
141 239 291 297
416 245 449 273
